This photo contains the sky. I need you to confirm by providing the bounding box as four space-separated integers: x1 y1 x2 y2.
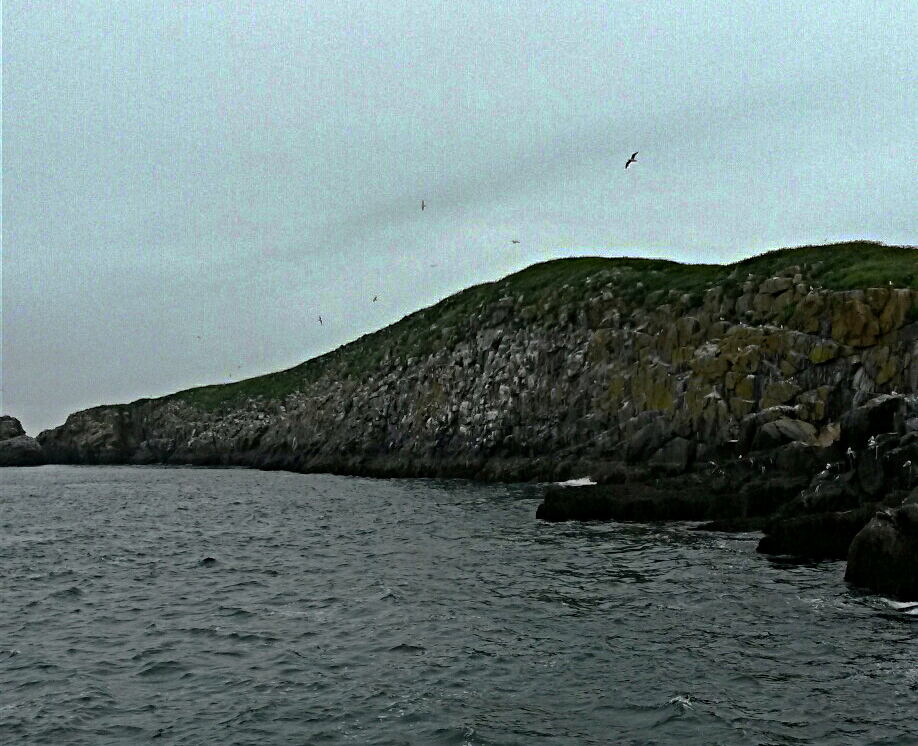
2 0 916 436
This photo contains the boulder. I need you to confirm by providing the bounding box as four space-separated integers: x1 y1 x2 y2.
778 470 863 517
839 394 906 449
0 415 26 440
737 473 811 517
772 441 824 476
851 430 918 497
0 434 45 466
846 505 918 600
648 437 696 475
832 295 880 347
0 416 44 466
757 507 876 559
761 381 801 409
737 406 798 453
759 276 794 295
752 418 817 450
623 418 673 463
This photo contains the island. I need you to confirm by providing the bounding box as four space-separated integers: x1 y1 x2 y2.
14 241 918 598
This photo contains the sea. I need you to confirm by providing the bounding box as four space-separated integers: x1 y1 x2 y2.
2 465 917 745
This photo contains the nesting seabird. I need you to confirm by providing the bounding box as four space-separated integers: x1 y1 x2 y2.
625 151 638 169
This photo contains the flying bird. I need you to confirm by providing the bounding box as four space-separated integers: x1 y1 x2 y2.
625 151 638 169
511 240 520 244
318 316 323 325
372 295 378 302
421 200 425 211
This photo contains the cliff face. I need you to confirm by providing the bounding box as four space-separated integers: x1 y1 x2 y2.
37 247 918 483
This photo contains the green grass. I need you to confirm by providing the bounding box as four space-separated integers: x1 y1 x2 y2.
733 241 918 291
162 241 915 411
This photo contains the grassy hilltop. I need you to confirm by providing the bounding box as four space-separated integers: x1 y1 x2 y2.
164 240 917 411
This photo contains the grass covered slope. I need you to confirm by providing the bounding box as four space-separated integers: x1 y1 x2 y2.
165 241 916 411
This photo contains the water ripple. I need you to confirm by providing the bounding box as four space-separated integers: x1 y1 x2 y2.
1 466 916 744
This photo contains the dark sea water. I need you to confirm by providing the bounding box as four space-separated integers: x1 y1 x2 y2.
1 466 917 745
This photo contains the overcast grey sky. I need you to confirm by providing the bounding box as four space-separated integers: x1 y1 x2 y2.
2 0 916 435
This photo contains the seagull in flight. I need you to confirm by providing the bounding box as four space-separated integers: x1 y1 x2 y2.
372 295 378 302
318 316 323 325
625 151 638 169
511 240 520 244
421 199 425 211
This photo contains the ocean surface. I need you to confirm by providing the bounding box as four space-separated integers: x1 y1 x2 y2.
2 466 917 745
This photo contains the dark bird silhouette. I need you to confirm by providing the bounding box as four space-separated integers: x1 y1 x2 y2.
625 151 638 169
372 295 378 302
318 316 323 325
511 240 520 244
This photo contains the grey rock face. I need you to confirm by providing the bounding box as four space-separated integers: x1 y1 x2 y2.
33 272 918 494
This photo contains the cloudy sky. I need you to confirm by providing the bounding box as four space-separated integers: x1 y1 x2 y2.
2 0 916 435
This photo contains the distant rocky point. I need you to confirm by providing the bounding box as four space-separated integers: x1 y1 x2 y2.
0 415 45 466
24 241 918 598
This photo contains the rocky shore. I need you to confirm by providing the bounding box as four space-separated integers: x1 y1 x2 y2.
15 242 918 598
0 415 45 466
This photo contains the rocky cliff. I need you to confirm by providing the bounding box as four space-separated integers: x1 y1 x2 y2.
29 241 918 596
38 242 918 480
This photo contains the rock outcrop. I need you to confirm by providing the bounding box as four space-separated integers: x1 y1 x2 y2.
846 490 918 600
29 243 918 594
37 250 918 482
0 416 45 466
